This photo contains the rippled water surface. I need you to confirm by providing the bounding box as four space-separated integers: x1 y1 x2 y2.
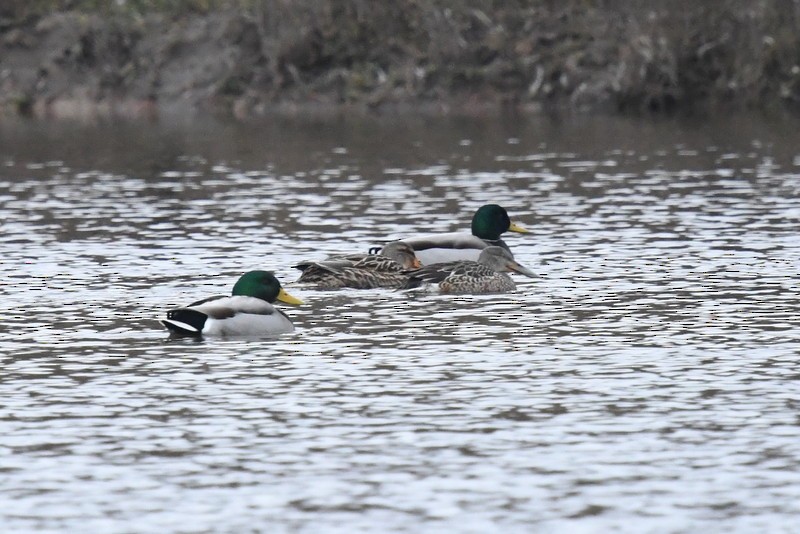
2 114 800 532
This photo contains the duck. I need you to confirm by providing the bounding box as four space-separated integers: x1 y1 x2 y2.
402 246 536 294
161 270 303 336
386 204 529 264
294 241 421 289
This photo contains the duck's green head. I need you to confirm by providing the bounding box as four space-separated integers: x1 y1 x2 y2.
471 204 529 240
232 270 303 305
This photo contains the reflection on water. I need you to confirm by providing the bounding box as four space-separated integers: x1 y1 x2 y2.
1 114 800 532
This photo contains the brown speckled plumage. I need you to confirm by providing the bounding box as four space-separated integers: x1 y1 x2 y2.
295 241 419 289
403 246 536 294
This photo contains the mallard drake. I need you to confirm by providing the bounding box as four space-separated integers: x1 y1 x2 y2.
294 241 421 289
161 270 303 336
402 246 536 294
389 204 529 264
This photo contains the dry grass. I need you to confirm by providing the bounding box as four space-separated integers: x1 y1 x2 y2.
3 0 800 112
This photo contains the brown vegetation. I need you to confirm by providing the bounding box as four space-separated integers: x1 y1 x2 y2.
1 0 800 117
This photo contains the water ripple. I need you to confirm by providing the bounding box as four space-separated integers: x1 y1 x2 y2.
1 116 800 532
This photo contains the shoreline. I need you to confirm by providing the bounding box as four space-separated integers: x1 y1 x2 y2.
2 3 799 120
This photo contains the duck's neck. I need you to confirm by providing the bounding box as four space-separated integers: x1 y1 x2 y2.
483 237 510 250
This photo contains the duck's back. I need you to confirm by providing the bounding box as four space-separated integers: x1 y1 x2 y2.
399 232 491 264
404 260 516 294
440 270 515 294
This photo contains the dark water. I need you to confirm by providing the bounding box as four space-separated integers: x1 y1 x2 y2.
1 113 799 532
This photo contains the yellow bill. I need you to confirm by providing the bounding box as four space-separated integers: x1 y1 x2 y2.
277 288 304 305
508 221 530 234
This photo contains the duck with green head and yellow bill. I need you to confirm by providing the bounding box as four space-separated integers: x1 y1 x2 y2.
161 271 303 337
402 246 537 294
388 204 529 265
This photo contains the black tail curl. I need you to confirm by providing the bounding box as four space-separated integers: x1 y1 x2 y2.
162 308 207 335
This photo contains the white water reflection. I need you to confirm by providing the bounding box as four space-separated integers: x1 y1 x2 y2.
1 115 800 532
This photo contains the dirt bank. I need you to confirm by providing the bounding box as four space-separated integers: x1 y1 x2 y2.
2 1 799 118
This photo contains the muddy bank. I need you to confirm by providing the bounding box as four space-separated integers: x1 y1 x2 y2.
2 1 799 119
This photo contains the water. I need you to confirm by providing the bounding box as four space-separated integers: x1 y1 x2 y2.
1 114 799 533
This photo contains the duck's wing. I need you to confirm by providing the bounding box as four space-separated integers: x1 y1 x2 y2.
295 258 365 284
161 294 228 335
295 262 339 283
401 260 463 289
441 269 515 294
185 294 228 307
298 264 406 289
192 295 276 316
296 251 406 288
398 232 488 264
294 253 369 272
294 253 375 283
402 260 504 290
351 255 403 273
329 266 407 289
441 262 499 284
